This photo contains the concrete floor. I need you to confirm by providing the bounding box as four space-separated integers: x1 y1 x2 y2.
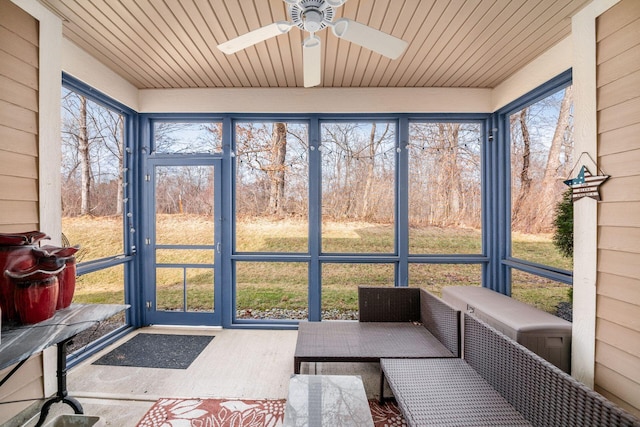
22 326 388 427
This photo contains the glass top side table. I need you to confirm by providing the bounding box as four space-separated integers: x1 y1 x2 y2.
283 374 374 427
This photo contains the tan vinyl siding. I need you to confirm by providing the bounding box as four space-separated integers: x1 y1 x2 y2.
0 1 44 425
0 0 39 233
0 356 44 426
595 0 640 417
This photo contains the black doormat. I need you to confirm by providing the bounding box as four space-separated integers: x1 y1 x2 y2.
92 333 214 369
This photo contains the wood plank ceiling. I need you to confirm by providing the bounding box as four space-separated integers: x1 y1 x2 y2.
39 0 591 89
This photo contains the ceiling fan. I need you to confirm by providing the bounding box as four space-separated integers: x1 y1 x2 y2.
217 0 408 88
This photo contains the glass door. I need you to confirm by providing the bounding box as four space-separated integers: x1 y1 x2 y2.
144 158 221 325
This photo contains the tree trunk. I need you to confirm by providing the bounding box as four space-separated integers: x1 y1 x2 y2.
79 96 91 215
267 122 287 216
538 86 573 230
447 124 462 225
512 108 532 228
360 123 377 220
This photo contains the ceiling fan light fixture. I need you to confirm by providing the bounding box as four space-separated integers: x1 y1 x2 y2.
303 9 324 32
330 18 348 38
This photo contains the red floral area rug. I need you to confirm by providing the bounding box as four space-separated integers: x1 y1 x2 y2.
136 397 406 427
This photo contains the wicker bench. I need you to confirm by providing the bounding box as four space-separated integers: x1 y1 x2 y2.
381 313 640 427
294 287 460 378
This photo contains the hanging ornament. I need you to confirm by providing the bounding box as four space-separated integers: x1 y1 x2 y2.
563 165 609 202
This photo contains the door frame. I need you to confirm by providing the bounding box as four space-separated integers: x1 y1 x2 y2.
142 155 223 326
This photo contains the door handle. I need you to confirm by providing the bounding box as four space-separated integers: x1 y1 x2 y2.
216 242 221 253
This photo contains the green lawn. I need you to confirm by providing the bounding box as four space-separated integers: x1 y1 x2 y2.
65 216 571 317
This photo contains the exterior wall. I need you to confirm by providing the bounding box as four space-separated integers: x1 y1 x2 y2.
13 0 63 246
571 0 620 390
0 0 39 232
1 1 62 425
595 0 640 416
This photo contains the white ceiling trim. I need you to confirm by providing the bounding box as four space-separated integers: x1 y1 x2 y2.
491 37 573 111
138 87 492 114
62 38 140 110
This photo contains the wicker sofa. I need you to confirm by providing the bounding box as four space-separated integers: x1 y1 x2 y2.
381 313 640 427
293 286 460 374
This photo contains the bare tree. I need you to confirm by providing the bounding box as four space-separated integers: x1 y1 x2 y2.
407 122 481 228
78 96 91 215
510 87 574 233
512 108 532 226
61 88 125 217
321 122 395 222
266 122 287 216
235 122 308 218
538 87 573 229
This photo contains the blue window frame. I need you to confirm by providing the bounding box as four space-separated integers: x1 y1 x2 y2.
491 70 574 296
61 73 138 364
138 113 488 327
63 72 572 330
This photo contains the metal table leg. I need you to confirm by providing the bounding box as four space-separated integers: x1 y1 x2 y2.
34 337 83 427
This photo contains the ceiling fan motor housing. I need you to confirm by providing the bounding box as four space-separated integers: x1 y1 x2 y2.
290 0 335 33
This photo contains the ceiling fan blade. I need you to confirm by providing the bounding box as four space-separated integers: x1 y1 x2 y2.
218 21 292 54
303 35 322 88
331 18 408 60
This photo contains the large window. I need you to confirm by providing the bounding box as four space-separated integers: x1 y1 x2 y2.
230 117 486 323
61 76 134 348
320 121 396 253
408 122 483 254
507 81 573 317
235 122 309 253
61 88 125 262
234 121 309 321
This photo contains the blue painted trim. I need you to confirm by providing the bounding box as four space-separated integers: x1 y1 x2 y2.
221 117 234 328
137 113 489 329
76 256 133 275
489 69 574 296
308 117 322 322
62 73 139 329
409 255 489 264
62 73 136 115
502 259 573 285
481 117 492 290
397 117 409 287
498 107 511 295
496 69 572 116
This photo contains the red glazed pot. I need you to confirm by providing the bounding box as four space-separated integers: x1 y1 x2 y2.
8 268 62 324
0 231 49 246
34 245 79 310
0 231 50 322
0 245 38 322
55 257 76 309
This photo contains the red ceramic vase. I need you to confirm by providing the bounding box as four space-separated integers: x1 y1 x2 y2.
0 245 38 322
56 257 76 309
12 275 59 324
6 263 64 325
34 245 80 310
0 231 50 322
